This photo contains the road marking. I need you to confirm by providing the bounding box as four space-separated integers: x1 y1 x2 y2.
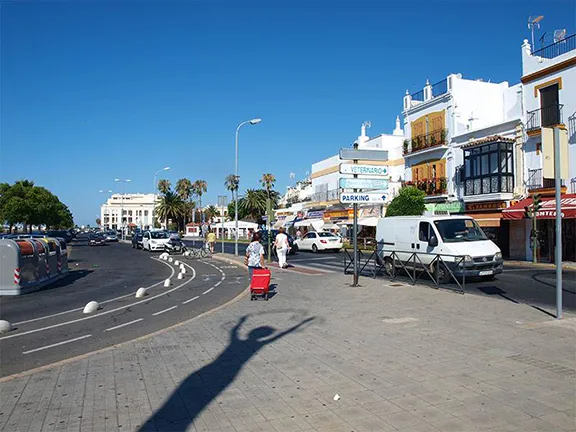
203 287 214 294
22 334 92 354
152 306 178 316
214 281 222 287
13 257 176 326
104 318 143 332
182 296 199 305
0 262 197 341
289 257 336 261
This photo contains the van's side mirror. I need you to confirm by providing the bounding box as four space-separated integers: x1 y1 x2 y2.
428 236 438 247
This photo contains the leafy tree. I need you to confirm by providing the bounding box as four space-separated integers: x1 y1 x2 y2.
157 179 171 195
385 186 426 217
156 191 185 229
227 200 249 221
96 218 102 226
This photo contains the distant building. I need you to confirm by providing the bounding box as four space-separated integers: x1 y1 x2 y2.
101 193 157 230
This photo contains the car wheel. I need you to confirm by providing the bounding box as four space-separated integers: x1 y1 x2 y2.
384 258 394 276
311 244 318 253
434 263 451 284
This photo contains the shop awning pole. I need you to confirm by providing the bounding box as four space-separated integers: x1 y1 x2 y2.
554 127 563 320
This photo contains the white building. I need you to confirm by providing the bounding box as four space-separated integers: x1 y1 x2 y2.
101 193 157 230
278 179 313 208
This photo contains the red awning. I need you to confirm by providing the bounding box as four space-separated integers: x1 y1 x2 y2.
502 194 576 220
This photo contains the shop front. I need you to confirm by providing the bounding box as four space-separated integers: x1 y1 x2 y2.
503 194 576 263
465 201 510 256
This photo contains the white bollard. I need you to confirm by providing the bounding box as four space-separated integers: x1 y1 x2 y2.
168 257 173 263
135 287 147 298
174 260 180 266
180 266 186 274
177 272 183 280
164 278 171 287
83 301 99 314
0 320 12 334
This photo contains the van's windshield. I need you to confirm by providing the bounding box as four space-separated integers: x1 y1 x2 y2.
434 219 488 243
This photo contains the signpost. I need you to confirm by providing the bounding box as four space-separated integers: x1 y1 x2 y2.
339 164 388 176
218 195 228 254
339 178 389 189
339 149 389 161
340 193 387 204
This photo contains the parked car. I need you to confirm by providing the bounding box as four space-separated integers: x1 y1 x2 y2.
142 230 170 252
104 230 118 242
260 229 298 255
89 233 107 246
131 232 143 249
376 216 503 282
294 231 343 253
46 230 73 243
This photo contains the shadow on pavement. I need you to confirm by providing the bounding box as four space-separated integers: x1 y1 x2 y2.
32 270 93 294
138 314 315 432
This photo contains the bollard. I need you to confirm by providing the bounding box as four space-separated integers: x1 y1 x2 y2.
164 278 171 287
174 260 180 266
177 272 183 280
180 266 186 274
168 257 173 263
83 301 99 314
0 320 12 333
135 287 147 298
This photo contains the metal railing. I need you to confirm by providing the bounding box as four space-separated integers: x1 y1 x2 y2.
406 177 448 196
405 128 448 154
527 104 563 132
527 168 564 190
532 34 576 59
411 89 424 101
431 79 448 97
311 189 339 202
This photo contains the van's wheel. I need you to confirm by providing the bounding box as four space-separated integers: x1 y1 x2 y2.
433 263 451 284
384 258 394 276
312 244 318 253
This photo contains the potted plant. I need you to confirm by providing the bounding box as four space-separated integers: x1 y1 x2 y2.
439 177 448 193
403 139 410 154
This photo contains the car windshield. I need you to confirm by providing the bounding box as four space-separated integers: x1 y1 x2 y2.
318 232 337 237
151 231 169 239
434 219 488 243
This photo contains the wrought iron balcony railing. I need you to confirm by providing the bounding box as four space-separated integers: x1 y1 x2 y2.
403 129 448 155
527 104 563 132
532 34 575 59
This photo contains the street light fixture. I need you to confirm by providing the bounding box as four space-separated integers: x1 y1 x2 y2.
152 166 171 229
114 178 131 240
235 118 262 255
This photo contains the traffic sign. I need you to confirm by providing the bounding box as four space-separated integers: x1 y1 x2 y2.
339 149 389 161
339 178 389 189
340 164 388 176
339 193 387 204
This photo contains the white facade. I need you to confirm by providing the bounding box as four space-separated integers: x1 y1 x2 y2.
101 193 157 230
279 179 313 207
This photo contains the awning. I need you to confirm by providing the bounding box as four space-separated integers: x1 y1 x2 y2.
466 212 502 227
322 222 339 230
502 194 576 220
358 217 379 227
294 218 324 231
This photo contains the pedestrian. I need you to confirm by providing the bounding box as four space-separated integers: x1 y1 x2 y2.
296 229 302 240
274 227 290 269
245 231 265 278
207 229 216 254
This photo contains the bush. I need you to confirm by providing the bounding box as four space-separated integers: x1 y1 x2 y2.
385 186 426 217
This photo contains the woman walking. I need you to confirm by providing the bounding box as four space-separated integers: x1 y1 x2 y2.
245 231 265 278
274 227 289 269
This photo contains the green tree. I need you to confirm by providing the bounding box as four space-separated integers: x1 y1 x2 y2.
385 186 426 217
96 218 102 226
204 205 219 222
192 180 207 221
156 191 185 229
176 178 193 226
157 179 171 195
240 189 269 220
227 200 249 220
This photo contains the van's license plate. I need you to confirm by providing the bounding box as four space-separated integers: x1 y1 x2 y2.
479 270 493 276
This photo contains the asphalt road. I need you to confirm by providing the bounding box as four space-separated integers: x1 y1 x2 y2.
0 237 248 377
198 240 575 315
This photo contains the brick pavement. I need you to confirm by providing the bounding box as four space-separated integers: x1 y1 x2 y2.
1 255 575 432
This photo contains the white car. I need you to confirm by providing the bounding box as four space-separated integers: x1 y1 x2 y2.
295 231 343 252
142 230 170 252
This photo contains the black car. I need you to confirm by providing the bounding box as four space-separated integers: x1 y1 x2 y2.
260 229 298 255
47 230 73 243
89 233 107 246
131 232 143 249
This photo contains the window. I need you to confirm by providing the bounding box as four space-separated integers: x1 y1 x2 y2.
463 141 514 196
419 222 432 242
305 232 316 239
434 219 488 243
144 210 149 216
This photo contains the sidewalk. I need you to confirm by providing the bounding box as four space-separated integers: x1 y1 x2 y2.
505 259 576 271
1 255 575 432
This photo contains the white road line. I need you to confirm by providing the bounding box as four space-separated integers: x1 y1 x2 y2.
0 262 197 341
289 256 336 261
104 318 143 332
152 305 178 316
203 287 214 294
22 334 92 354
13 257 176 326
214 281 222 287
182 296 199 304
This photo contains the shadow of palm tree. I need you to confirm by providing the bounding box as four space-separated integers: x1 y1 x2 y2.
138 315 315 432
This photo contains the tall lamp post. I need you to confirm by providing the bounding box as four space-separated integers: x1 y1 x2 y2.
114 178 131 240
152 166 171 229
235 118 262 256
218 195 228 254
99 189 113 229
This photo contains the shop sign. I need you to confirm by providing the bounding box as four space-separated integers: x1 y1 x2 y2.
426 201 465 213
465 201 507 212
306 210 325 219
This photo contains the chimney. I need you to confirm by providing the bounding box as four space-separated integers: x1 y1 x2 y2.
393 116 403 136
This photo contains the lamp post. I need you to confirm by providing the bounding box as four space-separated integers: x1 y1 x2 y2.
114 178 131 240
99 189 113 230
152 166 170 229
235 118 262 255
218 195 228 254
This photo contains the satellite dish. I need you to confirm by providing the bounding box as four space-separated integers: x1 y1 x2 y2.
554 29 567 43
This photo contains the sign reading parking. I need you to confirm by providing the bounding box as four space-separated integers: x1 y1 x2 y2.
339 178 389 189
340 193 387 204
340 164 388 176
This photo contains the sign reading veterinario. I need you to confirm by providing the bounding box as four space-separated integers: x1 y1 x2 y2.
339 164 388 176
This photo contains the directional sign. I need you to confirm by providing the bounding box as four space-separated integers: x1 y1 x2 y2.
340 164 388 176
339 178 389 189
340 193 387 204
339 149 389 161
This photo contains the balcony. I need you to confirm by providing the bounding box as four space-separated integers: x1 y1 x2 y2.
527 104 563 134
311 189 339 203
404 177 448 196
526 168 565 192
403 129 448 155
532 34 575 59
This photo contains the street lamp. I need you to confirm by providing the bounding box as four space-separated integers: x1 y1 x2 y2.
114 178 131 240
99 190 113 229
152 166 170 229
235 118 262 255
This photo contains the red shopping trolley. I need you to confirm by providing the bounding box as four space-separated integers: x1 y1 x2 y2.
250 268 271 301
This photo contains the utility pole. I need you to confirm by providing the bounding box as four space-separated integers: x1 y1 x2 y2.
218 195 228 254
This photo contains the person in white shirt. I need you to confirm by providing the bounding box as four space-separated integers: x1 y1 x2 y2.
274 227 290 269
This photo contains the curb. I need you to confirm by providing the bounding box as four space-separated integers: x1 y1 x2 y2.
0 264 250 383
506 260 576 271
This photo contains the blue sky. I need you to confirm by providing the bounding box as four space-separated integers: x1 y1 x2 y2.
1 0 574 225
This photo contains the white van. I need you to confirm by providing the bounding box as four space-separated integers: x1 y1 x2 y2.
376 215 503 282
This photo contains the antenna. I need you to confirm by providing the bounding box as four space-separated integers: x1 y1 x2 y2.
554 29 567 43
528 15 544 52
539 31 547 50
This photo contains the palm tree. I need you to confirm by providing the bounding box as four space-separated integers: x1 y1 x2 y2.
157 179 171 195
176 178 193 225
240 189 267 220
156 191 185 230
224 174 239 199
204 205 219 223
192 180 207 222
261 173 276 198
